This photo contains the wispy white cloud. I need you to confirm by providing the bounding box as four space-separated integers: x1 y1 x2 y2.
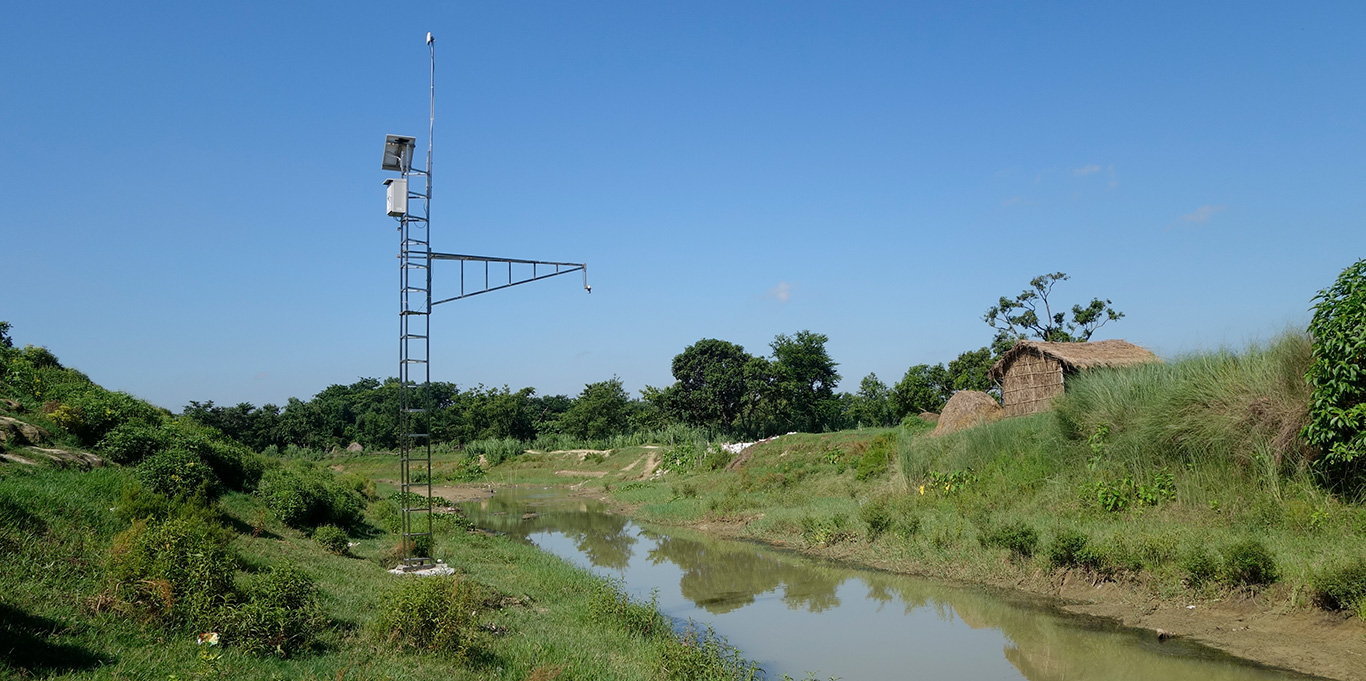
1074 164 1101 176
1180 204 1226 224
1106 164 1118 190
766 281 794 303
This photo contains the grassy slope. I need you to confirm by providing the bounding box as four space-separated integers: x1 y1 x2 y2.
0 462 760 680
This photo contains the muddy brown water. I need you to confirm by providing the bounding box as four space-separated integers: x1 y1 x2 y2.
461 487 1323 681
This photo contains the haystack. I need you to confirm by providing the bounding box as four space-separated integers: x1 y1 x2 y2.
932 390 1004 437
988 339 1159 417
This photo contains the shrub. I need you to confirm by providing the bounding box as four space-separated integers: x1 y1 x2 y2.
656 622 759 680
1221 539 1279 587
856 432 896 481
99 422 169 466
982 521 1038 559
1181 547 1219 587
59 389 163 447
370 576 483 658
1304 259 1366 478
314 525 349 555
135 448 214 498
168 419 263 492
799 513 853 546
221 565 326 657
256 462 363 529
107 515 236 625
114 482 174 523
1312 559 1366 613
588 582 667 639
859 499 893 540
1047 529 1090 569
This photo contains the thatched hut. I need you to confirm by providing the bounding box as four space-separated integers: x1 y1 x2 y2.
988 340 1160 417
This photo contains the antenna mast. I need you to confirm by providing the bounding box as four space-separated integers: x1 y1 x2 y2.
382 33 590 571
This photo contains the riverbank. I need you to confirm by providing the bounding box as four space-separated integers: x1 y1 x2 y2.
0 464 759 680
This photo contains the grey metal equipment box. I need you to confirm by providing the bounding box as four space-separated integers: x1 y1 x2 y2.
385 177 408 217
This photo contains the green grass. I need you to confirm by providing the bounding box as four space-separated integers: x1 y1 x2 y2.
0 462 758 680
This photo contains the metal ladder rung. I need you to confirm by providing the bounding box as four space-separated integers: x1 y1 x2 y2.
401 334 427 340
400 310 429 316
401 359 427 364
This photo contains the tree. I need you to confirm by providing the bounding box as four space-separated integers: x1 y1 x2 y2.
1303 259 1366 483
770 331 841 432
558 378 631 441
947 347 996 393
848 373 893 427
667 339 755 431
0 321 11 349
891 364 950 418
984 272 1123 354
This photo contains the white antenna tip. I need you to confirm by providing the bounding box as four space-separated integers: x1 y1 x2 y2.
426 32 434 45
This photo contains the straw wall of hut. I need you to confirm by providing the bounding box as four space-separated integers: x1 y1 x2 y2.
988 339 1160 418
999 351 1065 417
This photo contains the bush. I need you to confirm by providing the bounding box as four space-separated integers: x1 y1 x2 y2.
135 448 214 498
1304 259 1366 484
1221 539 1279 587
168 419 263 492
99 422 169 465
1047 529 1091 569
107 515 236 625
221 565 326 657
57 389 163 447
370 576 483 658
256 462 363 529
1312 559 1366 614
314 525 348 555
982 521 1038 559
1181 547 1219 587
588 581 667 639
859 499 893 540
856 432 896 481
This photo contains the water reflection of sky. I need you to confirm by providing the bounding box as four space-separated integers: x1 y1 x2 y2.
465 490 1314 681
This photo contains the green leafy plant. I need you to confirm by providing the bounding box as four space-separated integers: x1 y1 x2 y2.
1221 539 1279 587
1047 529 1091 569
370 575 483 659
222 565 326 657
799 513 853 546
858 499 893 540
855 432 896 481
982 521 1038 559
313 525 348 555
1312 559 1366 615
1303 259 1366 483
135 449 214 498
1181 547 1219 587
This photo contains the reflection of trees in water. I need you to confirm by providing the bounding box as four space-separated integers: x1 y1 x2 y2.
464 492 636 570
645 533 842 614
467 493 1301 681
852 572 1301 681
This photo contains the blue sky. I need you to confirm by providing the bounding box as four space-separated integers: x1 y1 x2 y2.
3 2 1363 411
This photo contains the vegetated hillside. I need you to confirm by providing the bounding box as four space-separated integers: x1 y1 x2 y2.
0 337 759 680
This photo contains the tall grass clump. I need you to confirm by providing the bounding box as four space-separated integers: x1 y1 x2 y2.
1053 332 1312 481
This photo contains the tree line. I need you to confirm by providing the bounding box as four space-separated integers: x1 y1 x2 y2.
181 272 1122 451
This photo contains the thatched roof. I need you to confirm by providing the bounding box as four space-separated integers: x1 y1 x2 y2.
988 339 1159 382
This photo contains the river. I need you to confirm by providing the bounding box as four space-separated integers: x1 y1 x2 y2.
460 487 1320 681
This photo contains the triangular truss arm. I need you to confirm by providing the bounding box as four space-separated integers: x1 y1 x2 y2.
430 252 590 306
